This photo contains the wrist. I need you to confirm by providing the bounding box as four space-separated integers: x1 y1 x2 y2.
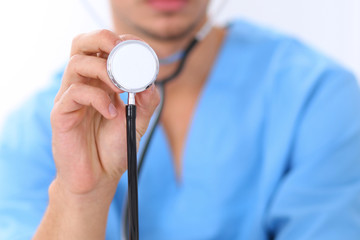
49 178 117 210
36 180 117 240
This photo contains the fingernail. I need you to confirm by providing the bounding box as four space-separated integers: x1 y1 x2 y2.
109 103 118 117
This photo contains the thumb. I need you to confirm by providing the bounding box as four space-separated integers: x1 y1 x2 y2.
135 84 161 137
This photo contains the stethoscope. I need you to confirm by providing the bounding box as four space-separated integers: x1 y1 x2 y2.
107 40 158 240
107 21 212 240
81 1 229 239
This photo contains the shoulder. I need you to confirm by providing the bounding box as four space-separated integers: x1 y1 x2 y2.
0 70 63 151
224 19 358 98
227 19 345 71
219 20 360 152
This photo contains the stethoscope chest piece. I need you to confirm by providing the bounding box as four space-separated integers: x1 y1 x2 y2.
107 40 159 93
107 39 159 240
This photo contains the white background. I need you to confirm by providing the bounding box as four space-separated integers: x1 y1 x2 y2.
0 0 359 127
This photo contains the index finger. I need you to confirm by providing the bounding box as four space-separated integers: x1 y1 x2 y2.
70 29 121 57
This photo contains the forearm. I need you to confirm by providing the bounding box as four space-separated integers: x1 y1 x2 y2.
33 179 117 240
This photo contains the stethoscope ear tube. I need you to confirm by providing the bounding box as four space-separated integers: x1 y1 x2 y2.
126 103 139 240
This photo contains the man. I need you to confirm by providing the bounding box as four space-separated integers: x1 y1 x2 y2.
1 0 360 239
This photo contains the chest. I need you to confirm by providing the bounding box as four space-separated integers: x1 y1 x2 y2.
117 82 294 239
159 83 204 177
137 113 271 240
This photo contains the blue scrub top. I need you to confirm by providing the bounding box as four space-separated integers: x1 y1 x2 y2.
1 20 360 240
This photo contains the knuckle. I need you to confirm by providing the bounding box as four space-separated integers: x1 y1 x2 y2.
72 33 84 46
50 107 57 125
69 54 82 65
68 54 83 72
54 92 61 103
67 82 82 93
50 102 64 128
70 33 85 54
97 89 109 102
97 29 113 39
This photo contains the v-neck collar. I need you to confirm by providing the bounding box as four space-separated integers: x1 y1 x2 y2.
141 22 237 186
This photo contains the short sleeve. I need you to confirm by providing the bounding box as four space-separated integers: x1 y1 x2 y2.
266 65 360 239
0 76 60 239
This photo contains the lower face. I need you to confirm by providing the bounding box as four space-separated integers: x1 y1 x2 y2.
110 0 210 41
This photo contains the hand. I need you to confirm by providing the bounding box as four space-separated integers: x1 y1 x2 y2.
34 30 159 240
50 30 160 200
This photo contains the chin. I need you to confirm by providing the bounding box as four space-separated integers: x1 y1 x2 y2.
112 0 207 41
135 7 207 41
145 18 196 40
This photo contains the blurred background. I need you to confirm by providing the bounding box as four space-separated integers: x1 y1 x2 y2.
0 0 359 127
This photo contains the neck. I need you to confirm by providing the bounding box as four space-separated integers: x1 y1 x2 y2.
112 17 209 60
159 25 226 85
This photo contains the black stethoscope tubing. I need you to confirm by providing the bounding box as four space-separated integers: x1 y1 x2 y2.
125 102 139 240
121 37 199 240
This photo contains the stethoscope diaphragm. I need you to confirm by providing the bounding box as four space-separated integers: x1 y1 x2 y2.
107 40 159 93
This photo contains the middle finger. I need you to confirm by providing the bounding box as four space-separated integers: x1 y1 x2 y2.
56 54 123 102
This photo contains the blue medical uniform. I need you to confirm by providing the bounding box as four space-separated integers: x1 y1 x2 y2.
1 20 360 239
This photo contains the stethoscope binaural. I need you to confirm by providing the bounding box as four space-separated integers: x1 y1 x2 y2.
107 20 213 240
